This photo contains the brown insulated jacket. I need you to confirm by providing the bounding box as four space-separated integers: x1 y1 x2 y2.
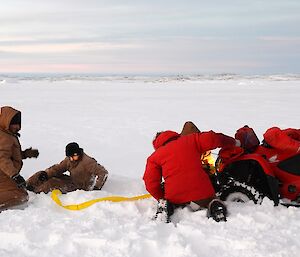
0 106 23 178
45 153 108 190
0 106 28 210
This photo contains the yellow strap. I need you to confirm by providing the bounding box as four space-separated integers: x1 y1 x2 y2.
51 189 152 211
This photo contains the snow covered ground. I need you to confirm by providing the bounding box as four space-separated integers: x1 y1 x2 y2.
1 75 300 257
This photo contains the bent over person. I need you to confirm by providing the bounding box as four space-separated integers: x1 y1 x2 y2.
0 106 39 211
27 142 108 193
263 127 300 153
143 126 239 222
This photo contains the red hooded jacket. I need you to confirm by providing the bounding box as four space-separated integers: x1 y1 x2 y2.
143 130 236 204
263 127 300 153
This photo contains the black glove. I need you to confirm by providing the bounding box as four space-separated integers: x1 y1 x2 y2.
23 147 39 159
38 171 48 182
12 174 26 189
26 184 35 192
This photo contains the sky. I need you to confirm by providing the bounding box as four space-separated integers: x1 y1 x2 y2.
0 0 300 75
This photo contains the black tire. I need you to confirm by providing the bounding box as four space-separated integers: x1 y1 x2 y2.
217 180 264 204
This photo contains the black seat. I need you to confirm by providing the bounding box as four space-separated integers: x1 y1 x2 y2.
277 154 300 175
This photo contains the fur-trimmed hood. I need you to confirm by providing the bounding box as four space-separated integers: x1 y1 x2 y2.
0 106 21 133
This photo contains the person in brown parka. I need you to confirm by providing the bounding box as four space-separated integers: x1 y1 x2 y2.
26 142 108 194
0 106 39 211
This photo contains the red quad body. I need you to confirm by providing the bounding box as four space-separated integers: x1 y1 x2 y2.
254 146 300 201
216 127 300 204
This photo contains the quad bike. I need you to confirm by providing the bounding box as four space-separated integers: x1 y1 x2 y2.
211 126 300 207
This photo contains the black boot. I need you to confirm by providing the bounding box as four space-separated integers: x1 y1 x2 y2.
153 199 174 223
207 199 227 222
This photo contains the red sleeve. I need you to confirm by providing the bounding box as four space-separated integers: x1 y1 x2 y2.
264 127 300 153
143 155 163 200
283 128 300 141
194 130 236 152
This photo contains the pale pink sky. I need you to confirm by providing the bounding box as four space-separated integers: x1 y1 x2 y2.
1 0 299 74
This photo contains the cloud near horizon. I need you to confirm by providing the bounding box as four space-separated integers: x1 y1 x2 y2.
0 0 299 74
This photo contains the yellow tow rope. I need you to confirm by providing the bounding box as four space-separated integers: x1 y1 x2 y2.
51 189 152 211
51 152 215 211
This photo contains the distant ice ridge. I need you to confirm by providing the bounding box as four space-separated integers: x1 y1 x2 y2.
0 73 300 83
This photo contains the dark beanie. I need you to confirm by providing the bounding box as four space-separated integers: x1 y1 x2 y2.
65 142 83 157
10 112 21 125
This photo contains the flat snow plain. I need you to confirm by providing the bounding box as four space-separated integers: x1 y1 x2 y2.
0 76 300 257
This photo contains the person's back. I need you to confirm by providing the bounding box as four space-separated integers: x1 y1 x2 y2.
263 127 300 153
144 130 236 204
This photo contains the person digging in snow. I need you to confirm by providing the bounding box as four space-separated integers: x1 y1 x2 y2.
263 126 300 153
0 106 39 211
26 142 108 194
143 121 240 222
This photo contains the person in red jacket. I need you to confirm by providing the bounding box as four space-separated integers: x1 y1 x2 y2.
263 127 300 153
143 126 238 222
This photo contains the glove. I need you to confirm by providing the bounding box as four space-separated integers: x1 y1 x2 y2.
26 184 35 192
12 174 26 189
23 147 39 159
38 171 48 182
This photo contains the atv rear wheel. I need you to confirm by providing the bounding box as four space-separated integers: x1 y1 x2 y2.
218 180 264 204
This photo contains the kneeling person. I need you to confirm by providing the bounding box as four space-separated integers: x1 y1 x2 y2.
144 126 238 222
27 142 108 193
